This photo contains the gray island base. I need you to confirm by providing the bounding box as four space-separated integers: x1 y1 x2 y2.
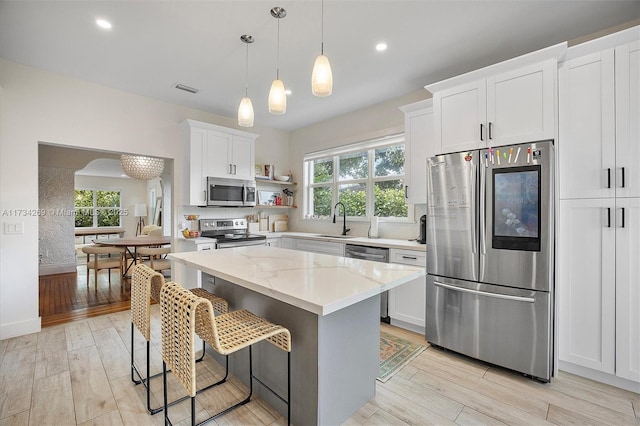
169 246 425 425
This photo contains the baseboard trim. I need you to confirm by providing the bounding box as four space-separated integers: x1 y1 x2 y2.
39 262 76 276
559 360 640 393
0 316 41 340
389 318 425 336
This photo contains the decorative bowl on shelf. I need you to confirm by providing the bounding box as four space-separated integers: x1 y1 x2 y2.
182 229 201 238
274 175 290 182
184 214 199 221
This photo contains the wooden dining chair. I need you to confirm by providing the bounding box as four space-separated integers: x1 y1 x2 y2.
81 245 126 289
136 246 171 275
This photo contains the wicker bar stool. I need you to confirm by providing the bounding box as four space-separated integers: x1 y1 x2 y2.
130 264 229 415
160 281 291 426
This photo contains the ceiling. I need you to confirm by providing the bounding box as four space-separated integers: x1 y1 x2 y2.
1 1 638 132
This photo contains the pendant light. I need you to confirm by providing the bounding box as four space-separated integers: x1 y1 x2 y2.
120 155 164 180
311 0 333 97
268 6 287 115
238 34 255 127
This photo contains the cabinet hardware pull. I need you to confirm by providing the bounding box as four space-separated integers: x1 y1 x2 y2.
607 168 611 188
401 256 417 260
607 207 611 228
488 122 493 140
233 164 237 175
480 123 484 141
404 185 408 198
229 164 233 174
621 167 625 188
621 207 625 228
203 190 206 202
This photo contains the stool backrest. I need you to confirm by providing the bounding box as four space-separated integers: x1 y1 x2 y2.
131 264 165 341
160 282 213 397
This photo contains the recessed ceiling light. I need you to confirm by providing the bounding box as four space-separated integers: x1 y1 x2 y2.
375 42 387 52
95 18 112 30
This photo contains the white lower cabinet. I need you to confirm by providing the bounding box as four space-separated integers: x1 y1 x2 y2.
388 248 426 334
266 236 281 248
287 238 345 256
173 240 215 288
558 198 640 385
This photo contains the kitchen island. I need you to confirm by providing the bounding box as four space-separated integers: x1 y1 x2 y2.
169 246 425 425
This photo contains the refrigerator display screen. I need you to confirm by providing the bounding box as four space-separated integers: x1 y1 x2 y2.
492 166 541 251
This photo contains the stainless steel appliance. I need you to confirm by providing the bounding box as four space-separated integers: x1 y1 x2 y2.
425 140 554 381
199 218 266 248
345 244 390 322
206 177 256 207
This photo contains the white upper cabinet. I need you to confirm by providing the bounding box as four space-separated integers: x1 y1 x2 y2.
427 43 565 155
615 41 640 199
559 40 640 200
559 49 616 199
486 61 556 146
400 99 433 205
434 80 486 154
181 119 258 205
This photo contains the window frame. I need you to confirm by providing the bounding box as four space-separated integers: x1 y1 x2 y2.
303 134 413 222
74 188 124 228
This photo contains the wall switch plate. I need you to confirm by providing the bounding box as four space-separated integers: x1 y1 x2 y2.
4 222 24 234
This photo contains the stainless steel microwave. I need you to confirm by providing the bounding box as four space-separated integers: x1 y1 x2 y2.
206 177 256 207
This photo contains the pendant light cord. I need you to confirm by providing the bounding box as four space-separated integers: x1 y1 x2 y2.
321 0 324 55
244 41 249 96
276 15 281 80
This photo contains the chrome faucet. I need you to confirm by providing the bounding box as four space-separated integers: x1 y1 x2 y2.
332 202 350 236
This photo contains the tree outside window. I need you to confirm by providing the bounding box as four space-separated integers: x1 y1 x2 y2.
304 135 408 219
74 189 122 227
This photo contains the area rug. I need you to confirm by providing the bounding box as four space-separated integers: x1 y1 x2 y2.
378 331 426 382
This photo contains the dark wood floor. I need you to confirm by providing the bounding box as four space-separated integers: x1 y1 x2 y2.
39 267 132 327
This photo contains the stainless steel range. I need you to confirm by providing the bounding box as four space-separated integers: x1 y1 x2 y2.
199 218 266 249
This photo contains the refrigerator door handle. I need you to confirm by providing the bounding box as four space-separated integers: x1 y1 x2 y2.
433 281 535 303
471 162 477 254
479 161 487 255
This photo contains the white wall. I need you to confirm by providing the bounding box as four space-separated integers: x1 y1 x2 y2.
0 59 289 339
288 90 430 240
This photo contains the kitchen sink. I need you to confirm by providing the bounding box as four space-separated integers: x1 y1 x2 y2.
316 234 357 239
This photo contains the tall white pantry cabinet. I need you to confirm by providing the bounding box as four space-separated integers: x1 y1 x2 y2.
558 33 639 391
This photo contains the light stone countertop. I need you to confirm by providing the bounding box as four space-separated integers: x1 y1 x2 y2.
169 245 425 316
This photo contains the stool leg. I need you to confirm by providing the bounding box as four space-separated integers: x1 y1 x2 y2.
287 351 291 426
130 323 142 384
191 396 196 426
163 361 168 426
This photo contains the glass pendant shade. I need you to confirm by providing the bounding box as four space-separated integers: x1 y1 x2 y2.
268 79 287 114
312 54 333 97
120 155 164 180
238 96 254 127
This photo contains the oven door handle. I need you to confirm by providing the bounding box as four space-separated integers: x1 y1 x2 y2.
433 281 535 303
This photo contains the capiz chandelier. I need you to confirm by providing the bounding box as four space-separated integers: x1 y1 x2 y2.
120 155 164 180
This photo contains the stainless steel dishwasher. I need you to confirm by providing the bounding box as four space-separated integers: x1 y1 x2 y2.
344 244 390 323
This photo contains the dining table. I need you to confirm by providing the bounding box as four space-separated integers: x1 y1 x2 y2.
92 235 172 276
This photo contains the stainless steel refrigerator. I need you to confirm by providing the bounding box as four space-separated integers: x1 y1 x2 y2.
425 140 554 381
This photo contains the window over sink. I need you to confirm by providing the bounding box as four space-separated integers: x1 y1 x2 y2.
303 134 410 221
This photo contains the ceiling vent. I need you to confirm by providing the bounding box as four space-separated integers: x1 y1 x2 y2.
174 83 199 94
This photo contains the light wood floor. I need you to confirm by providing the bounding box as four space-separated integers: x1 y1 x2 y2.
1 308 638 425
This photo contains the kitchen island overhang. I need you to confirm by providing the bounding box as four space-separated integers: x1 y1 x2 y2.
168 246 425 425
